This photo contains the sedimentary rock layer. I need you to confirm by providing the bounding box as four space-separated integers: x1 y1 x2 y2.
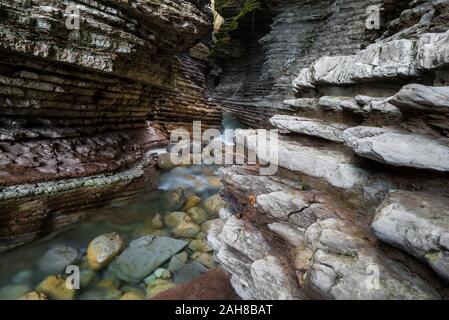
209 0 449 300
0 0 221 249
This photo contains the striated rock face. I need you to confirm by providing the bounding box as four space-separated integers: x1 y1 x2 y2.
209 0 449 300
0 0 221 250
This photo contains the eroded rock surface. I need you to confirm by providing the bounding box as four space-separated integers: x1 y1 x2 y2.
372 191 449 282
0 0 221 249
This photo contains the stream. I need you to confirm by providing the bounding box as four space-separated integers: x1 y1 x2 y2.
0 116 246 300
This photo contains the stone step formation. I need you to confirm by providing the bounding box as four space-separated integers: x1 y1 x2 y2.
208 0 449 299
0 0 448 300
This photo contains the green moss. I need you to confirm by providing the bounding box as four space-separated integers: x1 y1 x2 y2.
212 0 261 54
425 251 440 262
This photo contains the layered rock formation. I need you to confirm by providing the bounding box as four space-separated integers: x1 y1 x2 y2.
210 0 449 299
0 0 221 250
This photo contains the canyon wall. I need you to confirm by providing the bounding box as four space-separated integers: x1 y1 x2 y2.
0 0 221 250
210 0 449 299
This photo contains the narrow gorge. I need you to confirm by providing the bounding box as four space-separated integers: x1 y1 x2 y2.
0 0 448 301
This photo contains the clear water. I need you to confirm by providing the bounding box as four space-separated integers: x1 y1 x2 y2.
0 164 223 300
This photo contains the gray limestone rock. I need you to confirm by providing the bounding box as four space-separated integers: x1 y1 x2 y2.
343 126 449 172
109 236 188 283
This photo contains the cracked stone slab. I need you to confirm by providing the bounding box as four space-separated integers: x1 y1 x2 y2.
372 190 449 282
236 129 371 190
303 219 442 300
270 115 348 143
293 39 419 90
343 126 449 172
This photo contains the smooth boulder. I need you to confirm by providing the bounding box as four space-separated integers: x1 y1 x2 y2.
108 236 187 283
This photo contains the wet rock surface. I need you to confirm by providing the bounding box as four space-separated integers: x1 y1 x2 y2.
109 236 188 283
208 0 449 301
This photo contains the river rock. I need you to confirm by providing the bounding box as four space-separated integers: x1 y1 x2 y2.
120 292 145 300
38 244 80 275
173 221 201 238
203 194 226 217
146 279 177 298
173 262 209 284
187 207 208 224
182 195 202 210
168 252 189 273
151 213 164 229
195 232 207 239
80 269 98 288
0 284 31 300
18 291 48 300
36 275 75 300
95 278 121 291
161 188 187 211
194 253 217 269
109 235 188 283
206 177 223 189
154 268 171 280
164 211 190 228
87 233 124 270
11 270 33 285
157 152 177 170
188 239 212 252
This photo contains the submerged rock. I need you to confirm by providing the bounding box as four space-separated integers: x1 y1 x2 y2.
154 268 171 280
164 211 190 228
168 252 189 273
194 253 217 269
173 221 201 238
36 275 75 300
203 194 226 218
173 262 209 284
146 279 177 298
182 195 202 210
151 213 164 229
161 188 187 211
120 292 145 300
38 244 80 275
87 233 124 270
0 284 31 300
109 236 188 283
157 152 177 170
11 270 33 285
188 239 212 253
187 207 208 224
18 291 48 300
